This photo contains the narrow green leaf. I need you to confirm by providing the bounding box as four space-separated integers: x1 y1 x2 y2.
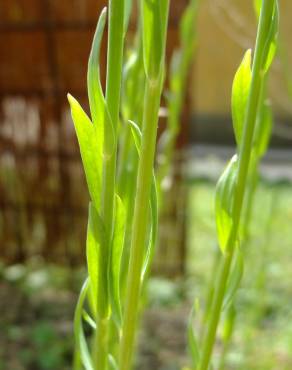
223 248 244 310
128 120 142 153
231 50 252 148
87 7 107 132
86 202 106 316
109 194 126 326
262 2 279 72
74 278 94 370
253 1 278 73
215 155 238 253
67 94 102 210
87 7 116 161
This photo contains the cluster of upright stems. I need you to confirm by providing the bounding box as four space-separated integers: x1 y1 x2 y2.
67 0 279 369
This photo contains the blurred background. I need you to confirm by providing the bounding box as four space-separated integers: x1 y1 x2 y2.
0 0 292 369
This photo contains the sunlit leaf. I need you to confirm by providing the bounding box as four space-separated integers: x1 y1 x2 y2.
231 50 252 148
67 94 102 210
87 7 116 161
87 7 106 132
128 120 142 154
262 2 279 73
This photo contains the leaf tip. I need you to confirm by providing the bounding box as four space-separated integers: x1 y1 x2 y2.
67 93 75 105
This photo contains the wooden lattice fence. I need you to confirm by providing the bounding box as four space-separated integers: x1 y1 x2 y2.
0 0 191 275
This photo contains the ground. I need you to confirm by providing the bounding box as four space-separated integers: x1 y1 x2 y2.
1 180 292 370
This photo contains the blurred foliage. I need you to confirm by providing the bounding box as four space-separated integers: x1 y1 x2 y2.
0 180 292 369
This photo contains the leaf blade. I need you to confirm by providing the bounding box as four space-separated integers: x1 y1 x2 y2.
231 49 252 148
109 194 126 326
67 94 102 210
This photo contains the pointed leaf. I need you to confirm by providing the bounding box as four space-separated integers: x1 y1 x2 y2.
262 2 279 73
128 120 142 153
67 94 102 210
231 50 252 148
215 155 238 253
87 8 107 132
87 7 116 161
253 1 278 73
109 194 126 326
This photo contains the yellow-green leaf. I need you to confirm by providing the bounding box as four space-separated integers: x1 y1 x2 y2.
67 94 102 210
231 50 252 148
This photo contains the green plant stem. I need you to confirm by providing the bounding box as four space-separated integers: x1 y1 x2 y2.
95 1 125 369
119 79 162 370
196 2 275 369
102 0 125 234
